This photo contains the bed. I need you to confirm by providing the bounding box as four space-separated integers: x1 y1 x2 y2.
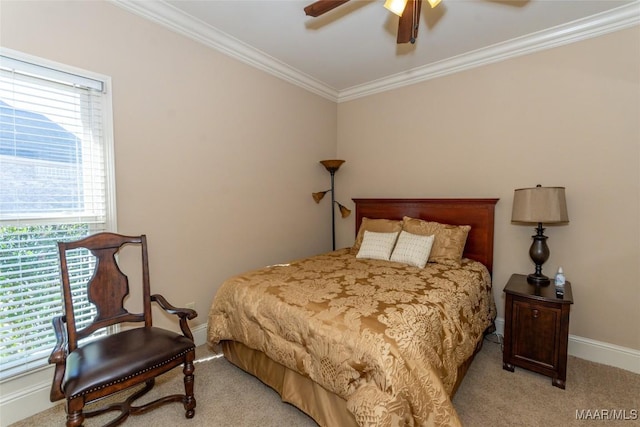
207 198 498 426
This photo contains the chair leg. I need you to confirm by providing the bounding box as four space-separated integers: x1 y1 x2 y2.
66 397 85 427
183 353 196 418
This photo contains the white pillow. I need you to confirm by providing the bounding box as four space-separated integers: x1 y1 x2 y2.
390 230 435 268
356 231 399 261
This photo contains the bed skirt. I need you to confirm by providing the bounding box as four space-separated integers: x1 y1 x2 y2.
220 331 489 427
222 340 358 426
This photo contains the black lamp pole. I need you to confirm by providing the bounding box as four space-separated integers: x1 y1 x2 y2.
329 169 337 250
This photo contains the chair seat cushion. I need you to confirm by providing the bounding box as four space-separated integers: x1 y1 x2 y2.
63 327 195 399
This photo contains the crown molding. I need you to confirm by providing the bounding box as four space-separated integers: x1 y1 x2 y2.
109 0 339 102
111 1 639 104
339 1 640 102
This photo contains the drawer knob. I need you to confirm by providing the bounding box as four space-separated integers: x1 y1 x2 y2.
532 309 539 318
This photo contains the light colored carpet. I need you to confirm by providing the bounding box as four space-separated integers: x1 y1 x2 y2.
10 337 640 426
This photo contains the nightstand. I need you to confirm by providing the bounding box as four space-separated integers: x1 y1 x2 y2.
502 273 573 389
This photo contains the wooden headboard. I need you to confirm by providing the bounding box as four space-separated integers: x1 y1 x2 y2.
353 198 499 274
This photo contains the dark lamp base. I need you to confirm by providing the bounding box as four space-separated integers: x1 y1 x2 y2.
527 223 551 286
527 273 551 286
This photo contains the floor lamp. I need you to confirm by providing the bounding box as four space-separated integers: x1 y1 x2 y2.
312 159 351 250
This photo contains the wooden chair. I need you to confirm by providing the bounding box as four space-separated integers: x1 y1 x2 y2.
48 233 197 427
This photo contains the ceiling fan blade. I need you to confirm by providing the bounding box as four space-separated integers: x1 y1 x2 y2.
397 0 422 44
304 0 351 17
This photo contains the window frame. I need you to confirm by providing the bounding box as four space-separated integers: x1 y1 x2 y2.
0 47 117 380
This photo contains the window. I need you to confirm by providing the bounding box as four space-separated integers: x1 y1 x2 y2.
0 49 116 379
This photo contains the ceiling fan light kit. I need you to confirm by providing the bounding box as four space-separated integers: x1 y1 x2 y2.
384 0 409 16
305 0 442 44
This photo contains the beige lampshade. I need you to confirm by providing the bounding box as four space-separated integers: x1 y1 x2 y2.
511 186 569 224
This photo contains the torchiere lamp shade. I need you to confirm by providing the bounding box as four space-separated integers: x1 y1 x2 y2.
511 186 569 285
319 159 345 173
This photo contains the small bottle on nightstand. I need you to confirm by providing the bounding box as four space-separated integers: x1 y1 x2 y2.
555 267 566 297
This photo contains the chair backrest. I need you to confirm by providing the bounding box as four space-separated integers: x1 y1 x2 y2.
57 232 152 352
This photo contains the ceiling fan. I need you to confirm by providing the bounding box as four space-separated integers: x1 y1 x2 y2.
304 0 442 44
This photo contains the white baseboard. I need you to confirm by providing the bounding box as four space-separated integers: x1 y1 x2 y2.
0 324 209 427
493 317 640 374
567 334 640 374
192 322 208 348
0 368 59 427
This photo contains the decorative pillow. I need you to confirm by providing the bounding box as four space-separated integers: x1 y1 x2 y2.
390 231 435 268
351 217 403 254
402 216 471 267
355 231 399 261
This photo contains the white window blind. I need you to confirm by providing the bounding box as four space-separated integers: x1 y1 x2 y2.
0 50 116 379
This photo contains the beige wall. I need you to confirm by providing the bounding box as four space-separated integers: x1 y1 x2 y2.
336 27 640 350
2 1 638 350
0 0 338 331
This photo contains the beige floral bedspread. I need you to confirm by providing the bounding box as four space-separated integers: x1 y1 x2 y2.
207 249 496 427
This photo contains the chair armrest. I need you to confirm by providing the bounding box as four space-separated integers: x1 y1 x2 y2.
151 294 198 341
48 315 68 402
